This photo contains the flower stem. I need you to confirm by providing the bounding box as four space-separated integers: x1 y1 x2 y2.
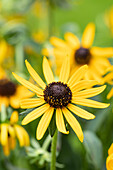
50 130 58 170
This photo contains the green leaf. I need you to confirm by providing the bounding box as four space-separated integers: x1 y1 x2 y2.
83 131 103 170
19 108 36 116
48 110 56 137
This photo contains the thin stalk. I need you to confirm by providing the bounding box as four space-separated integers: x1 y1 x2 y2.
50 130 58 170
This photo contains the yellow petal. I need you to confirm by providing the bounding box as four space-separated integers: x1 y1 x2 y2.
68 65 88 88
14 125 25 147
20 98 45 109
8 125 16 138
59 57 70 83
43 56 55 84
62 107 83 142
72 97 110 108
22 104 50 125
9 137 16 150
81 23 95 48
3 142 10 156
56 108 69 134
71 80 98 93
1 124 8 145
67 103 95 120
107 88 113 99
108 143 113 155
64 32 80 49
20 126 30 146
103 72 113 83
73 85 106 98
36 107 54 140
12 72 43 96
90 47 113 57
10 111 18 124
50 37 68 49
25 60 46 89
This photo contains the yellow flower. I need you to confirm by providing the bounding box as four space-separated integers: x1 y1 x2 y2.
0 111 30 156
106 143 113 170
13 57 109 142
43 23 113 82
0 75 34 109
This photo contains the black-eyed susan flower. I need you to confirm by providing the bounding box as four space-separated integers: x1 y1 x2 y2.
106 143 113 170
0 111 30 156
43 23 113 82
0 71 34 109
13 57 109 142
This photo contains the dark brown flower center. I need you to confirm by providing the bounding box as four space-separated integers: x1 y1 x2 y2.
75 47 91 65
43 82 72 108
0 79 16 97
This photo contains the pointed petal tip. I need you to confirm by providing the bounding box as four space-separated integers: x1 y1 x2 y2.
79 135 84 143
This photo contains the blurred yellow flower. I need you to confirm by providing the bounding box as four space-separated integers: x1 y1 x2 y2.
106 143 113 170
0 111 30 156
43 23 113 82
0 73 34 109
13 57 109 142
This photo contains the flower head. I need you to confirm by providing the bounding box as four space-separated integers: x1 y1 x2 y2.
13 57 109 142
106 143 113 170
0 111 30 156
0 70 34 109
43 23 113 82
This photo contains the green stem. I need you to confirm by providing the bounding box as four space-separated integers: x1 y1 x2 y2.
50 130 58 170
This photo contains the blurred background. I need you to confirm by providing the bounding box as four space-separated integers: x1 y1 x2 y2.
0 0 113 170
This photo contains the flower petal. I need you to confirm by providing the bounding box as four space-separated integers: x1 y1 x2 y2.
71 80 97 93
22 104 50 125
72 97 110 108
62 107 83 142
50 37 68 49
73 85 106 98
90 47 113 57
107 88 113 99
20 126 30 146
64 32 80 49
1 124 8 145
3 142 10 156
43 56 55 84
56 108 69 134
12 72 43 96
14 125 25 147
20 98 45 109
10 111 18 124
25 60 46 89
36 107 54 140
67 103 95 120
81 23 95 48
68 65 88 88
59 57 70 83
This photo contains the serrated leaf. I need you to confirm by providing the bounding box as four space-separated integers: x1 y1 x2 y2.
83 131 103 170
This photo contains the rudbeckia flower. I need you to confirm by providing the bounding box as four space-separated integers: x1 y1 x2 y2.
13 57 109 142
43 23 113 82
106 143 113 170
0 111 30 156
0 77 34 109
